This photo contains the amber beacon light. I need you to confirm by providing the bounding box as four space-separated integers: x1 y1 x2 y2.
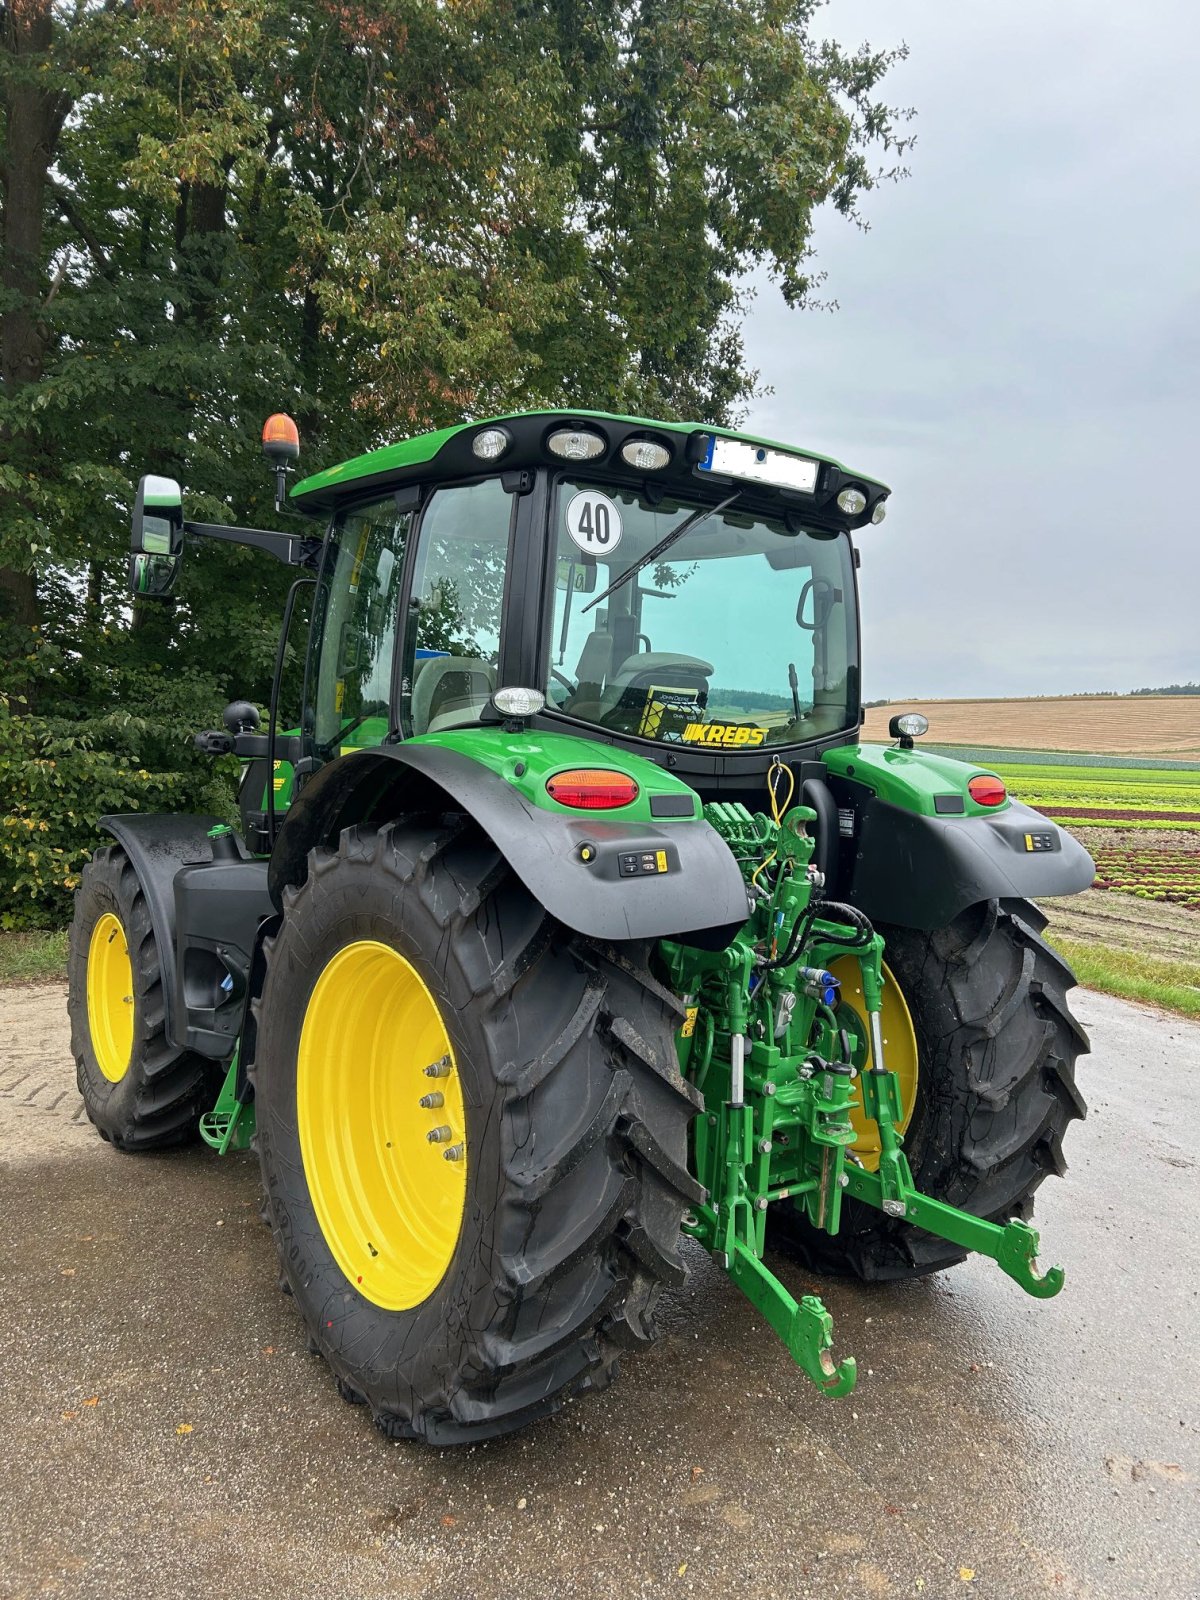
262 413 300 507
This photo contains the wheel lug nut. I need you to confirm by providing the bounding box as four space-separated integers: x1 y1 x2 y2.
423 1056 452 1078
427 1125 453 1144
443 1143 465 1162
419 1091 444 1109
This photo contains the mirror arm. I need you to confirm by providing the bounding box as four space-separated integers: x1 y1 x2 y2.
183 520 320 567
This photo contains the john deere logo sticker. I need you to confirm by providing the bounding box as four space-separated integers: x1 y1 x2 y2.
681 722 767 747
566 491 622 555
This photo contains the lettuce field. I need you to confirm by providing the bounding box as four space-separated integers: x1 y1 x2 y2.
988 759 1200 909
990 763 1200 828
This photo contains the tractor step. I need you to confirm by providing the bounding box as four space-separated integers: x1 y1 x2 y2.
197 1047 256 1154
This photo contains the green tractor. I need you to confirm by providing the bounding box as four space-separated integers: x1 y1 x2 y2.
68 411 1093 1443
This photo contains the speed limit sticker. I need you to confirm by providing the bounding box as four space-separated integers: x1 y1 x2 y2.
566 491 622 555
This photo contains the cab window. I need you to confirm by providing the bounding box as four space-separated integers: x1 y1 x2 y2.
544 479 858 749
400 478 513 735
311 497 412 756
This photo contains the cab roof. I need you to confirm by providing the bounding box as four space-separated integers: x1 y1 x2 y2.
290 408 890 531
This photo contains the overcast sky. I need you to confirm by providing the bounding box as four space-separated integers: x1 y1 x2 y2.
741 0 1200 699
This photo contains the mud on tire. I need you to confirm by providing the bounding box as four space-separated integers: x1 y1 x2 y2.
68 845 212 1151
770 896 1088 1281
252 817 701 1445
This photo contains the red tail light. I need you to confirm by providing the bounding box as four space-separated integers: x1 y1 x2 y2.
546 769 639 810
968 774 1007 807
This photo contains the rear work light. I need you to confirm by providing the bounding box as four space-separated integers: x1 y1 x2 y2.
547 428 606 462
546 769 639 810
968 774 1007 807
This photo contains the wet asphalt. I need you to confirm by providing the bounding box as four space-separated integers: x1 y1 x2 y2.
0 983 1197 1600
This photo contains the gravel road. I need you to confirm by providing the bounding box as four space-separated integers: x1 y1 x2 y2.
1 982 1197 1600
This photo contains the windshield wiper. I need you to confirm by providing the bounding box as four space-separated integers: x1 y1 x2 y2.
581 491 741 616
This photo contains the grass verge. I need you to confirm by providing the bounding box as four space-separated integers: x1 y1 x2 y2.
0 929 69 985
1047 934 1200 1019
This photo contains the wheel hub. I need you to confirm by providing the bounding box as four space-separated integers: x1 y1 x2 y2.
86 912 134 1083
830 956 919 1171
296 940 467 1310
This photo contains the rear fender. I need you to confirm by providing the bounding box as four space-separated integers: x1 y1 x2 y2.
269 742 751 945
98 814 223 1051
827 783 1095 929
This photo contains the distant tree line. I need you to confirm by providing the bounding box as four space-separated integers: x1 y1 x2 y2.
1129 683 1200 696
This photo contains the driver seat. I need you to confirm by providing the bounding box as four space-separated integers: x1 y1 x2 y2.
411 655 495 734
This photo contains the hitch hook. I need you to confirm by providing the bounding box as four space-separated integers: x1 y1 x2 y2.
997 1218 1065 1300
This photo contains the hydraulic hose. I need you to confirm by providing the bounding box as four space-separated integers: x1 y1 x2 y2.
811 899 875 950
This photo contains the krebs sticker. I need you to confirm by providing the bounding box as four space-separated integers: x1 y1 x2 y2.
566 491 622 556
682 721 767 747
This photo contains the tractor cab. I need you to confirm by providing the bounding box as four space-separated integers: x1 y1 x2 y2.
275 410 889 810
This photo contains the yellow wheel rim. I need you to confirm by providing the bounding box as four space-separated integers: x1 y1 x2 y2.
86 912 135 1083
296 940 467 1311
831 956 919 1172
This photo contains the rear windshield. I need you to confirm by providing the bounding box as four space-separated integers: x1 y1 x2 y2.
543 479 858 750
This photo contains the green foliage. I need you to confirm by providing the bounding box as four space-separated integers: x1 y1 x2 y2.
1 0 910 926
0 686 237 930
0 929 69 983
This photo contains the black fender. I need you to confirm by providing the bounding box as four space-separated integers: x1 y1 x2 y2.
832 787 1095 930
98 814 224 1050
269 745 751 945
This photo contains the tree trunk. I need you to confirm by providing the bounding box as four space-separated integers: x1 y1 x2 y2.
0 2 70 703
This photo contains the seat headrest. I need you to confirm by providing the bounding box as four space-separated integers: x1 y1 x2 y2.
574 630 616 689
410 655 495 734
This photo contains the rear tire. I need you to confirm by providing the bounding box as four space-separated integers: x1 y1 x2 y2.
68 845 211 1151
253 817 700 1444
769 896 1088 1281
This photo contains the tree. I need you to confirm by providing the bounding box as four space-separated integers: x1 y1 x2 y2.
0 0 910 924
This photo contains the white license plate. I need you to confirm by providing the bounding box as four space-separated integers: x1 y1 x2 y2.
698 436 819 493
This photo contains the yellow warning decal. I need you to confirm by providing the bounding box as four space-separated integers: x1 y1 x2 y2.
681 1006 699 1039
681 722 767 748
1024 833 1034 851
655 849 668 873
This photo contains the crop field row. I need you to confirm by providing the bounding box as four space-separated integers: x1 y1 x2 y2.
991 763 1200 829
1087 847 1200 908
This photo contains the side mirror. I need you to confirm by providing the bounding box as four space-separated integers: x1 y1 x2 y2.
128 551 182 596
129 475 184 599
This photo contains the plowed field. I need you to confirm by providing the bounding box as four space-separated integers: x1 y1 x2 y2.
861 695 1200 756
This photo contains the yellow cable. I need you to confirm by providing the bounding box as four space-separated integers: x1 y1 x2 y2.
751 850 777 894
768 758 795 825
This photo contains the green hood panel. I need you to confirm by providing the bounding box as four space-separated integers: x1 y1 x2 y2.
823 743 1010 818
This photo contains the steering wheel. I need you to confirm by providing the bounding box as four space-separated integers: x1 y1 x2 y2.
551 668 578 696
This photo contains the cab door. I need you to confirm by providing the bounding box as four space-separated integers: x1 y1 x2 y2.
307 494 415 759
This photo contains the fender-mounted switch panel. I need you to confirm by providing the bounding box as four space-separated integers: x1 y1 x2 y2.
619 850 670 877
1023 831 1058 853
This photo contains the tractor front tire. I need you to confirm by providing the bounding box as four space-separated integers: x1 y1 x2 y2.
253 818 699 1445
68 845 212 1151
770 896 1088 1281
